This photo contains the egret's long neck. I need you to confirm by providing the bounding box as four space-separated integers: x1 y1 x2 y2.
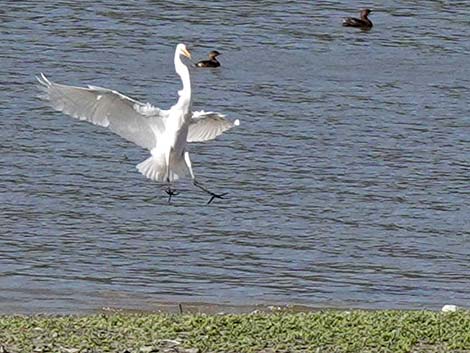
175 52 191 107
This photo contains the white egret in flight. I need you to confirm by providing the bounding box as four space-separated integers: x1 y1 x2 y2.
36 43 239 204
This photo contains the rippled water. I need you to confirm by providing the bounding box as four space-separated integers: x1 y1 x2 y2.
1 1 469 313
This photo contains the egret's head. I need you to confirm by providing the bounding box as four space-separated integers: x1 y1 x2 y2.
176 43 192 60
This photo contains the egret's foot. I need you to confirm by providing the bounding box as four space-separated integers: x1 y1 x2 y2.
207 192 228 205
165 187 179 204
193 180 227 204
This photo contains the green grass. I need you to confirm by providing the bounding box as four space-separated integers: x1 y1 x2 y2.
1 310 470 352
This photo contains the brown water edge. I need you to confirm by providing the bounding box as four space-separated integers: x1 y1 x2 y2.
99 301 322 315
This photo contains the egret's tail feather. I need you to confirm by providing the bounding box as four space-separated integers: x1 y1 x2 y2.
136 156 188 183
137 156 167 182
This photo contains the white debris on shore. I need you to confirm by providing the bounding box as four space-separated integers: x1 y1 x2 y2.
441 304 458 312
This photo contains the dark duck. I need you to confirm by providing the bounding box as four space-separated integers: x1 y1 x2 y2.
195 50 221 68
342 9 373 30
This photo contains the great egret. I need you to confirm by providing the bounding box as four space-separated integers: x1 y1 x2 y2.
342 9 373 30
36 43 239 204
196 50 221 68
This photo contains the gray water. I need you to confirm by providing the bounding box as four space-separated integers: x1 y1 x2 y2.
1 1 469 314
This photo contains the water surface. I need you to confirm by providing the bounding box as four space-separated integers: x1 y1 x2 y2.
1 1 469 313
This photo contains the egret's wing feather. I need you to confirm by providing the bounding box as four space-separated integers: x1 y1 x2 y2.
187 111 239 143
36 73 167 150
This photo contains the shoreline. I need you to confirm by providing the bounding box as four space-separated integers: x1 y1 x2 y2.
1 309 470 352
1 299 455 316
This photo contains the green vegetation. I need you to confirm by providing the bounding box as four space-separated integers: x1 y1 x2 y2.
1 310 470 352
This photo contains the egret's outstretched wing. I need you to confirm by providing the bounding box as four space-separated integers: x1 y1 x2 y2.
36 73 167 150
187 111 239 143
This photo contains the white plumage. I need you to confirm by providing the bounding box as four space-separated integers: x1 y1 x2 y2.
36 43 239 203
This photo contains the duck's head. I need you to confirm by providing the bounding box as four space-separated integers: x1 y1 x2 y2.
208 50 221 59
360 9 372 18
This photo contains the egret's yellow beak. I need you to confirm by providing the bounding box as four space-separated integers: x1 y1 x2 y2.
182 48 192 60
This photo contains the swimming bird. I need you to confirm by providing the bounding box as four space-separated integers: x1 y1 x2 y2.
342 9 373 30
36 43 239 204
195 50 221 68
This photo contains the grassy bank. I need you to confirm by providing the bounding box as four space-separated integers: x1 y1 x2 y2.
1 310 470 352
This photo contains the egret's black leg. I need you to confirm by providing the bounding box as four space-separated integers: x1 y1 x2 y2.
164 177 178 204
193 180 228 204
165 187 179 203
